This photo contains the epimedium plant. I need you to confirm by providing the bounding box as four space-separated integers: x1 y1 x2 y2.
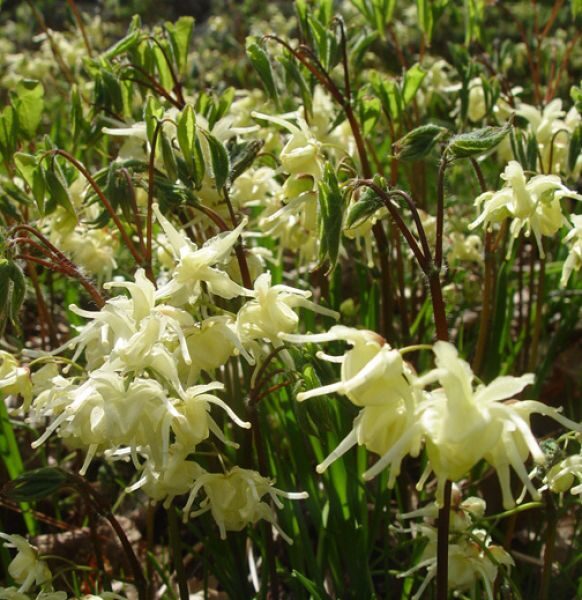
0 0 581 598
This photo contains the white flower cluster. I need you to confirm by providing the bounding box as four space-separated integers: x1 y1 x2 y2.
283 327 581 508
22 207 338 538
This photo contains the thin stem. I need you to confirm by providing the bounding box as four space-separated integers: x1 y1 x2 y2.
435 157 449 270
547 33 581 101
120 168 147 257
547 128 570 174
10 226 106 308
168 503 189 600
147 35 185 107
40 150 143 266
472 230 495 374
65 0 93 57
427 246 451 600
123 64 184 110
540 492 556 600
333 17 351 102
249 346 291 405
223 187 252 289
68 472 148 599
387 189 432 262
86 504 111 592
541 0 565 37
469 160 493 374
469 158 486 192
24 261 51 349
393 228 410 340
17 254 105 308
356 180 428 271
27 0 75 85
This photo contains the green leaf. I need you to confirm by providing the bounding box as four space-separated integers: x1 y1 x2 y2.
177 104 196 165
318 164 344 273
417 0 434 42
12 79 44 139
2 467 69 502
153 40 174 91
161 132 178 182
568 124 582 174
71 85 84 143
144 95 165 154
278 51 312 117
8 262 25 323
570 83 582 113
203 132 230 191
100 69 125 115
14 153 46 213
45 168 76 217
291 570 328 600
246 37 279 105
393 123 447 161
345 185 384 230
357 94 381 136
447 122 511 159
101 26 141 60
0 259 11 319
401 63 427 106
464 0 487 44
370 73 402 121
351 0 397 35
165 16 194 77
230 139 264 182
0 106 17 161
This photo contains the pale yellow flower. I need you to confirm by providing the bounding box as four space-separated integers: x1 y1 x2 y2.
0 534 51 593
469 161 581 257
183 467 307 543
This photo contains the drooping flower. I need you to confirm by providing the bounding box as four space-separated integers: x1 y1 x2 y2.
182 466 308 543
153 205 251 305
417 341 582 507
31 367 250 475
282 326 423 486
0 352 32 412
469 160 582 257
237 272 338 349
0 534 52 593
252 111 324 179
517 99 581 174
542 453 582 495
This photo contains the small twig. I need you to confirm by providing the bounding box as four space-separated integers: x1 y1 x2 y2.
65 0 93 58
